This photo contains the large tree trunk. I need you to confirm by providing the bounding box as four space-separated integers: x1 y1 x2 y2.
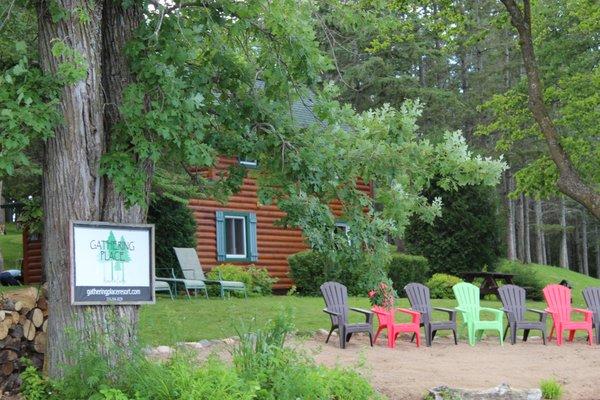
523 195 531 263
38 0 146 378
575 224 583 274
581 213 589 276
534 199 546 264
501 0 600 220
504 171 517 261
517 193 525 261
559 196 569 269
0 180 5 234
506 172 517 261
596 226 600 279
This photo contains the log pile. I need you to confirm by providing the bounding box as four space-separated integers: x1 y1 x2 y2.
0 286 48 394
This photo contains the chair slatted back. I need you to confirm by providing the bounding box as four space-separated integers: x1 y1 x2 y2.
453 282 480 321
173 247 206 281
543 284 572 322
583 287 600 319
405 283 432 317
320 282 349 326
498 284 526 322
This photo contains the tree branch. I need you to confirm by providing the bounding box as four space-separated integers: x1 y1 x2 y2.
500 0 600 220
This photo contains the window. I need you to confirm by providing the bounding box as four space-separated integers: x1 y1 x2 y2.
238 158 258 168
225 216 246 258
334 222 349 235
216 211 258 262
334 221 351 246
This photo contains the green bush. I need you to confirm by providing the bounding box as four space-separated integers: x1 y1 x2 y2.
206 264 277 296
287 251 333 296
387 253 429 296
426 273 462 299
147 196 196 277
21 312 383 400
540 379 563 399
405 181 500 276
288 250 385 296
496 260 544 300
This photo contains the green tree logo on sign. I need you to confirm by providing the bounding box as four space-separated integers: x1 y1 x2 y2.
99 231 132 284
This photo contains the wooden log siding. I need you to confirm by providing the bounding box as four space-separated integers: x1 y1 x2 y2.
22 230 43 284
189 157 372 290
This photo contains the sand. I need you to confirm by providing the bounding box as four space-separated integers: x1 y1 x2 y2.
299 332 600 399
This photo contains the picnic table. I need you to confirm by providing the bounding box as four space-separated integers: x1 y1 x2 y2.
459 271 515 299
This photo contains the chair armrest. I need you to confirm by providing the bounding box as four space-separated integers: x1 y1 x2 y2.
433 307 456 322
397 308 420 324
322 308 341 317
350 307 373 324
573 308 593 321
349 307 372 315
527 308 547 323
480 307 503 321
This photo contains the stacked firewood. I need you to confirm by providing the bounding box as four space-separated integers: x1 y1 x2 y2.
0 286 48 394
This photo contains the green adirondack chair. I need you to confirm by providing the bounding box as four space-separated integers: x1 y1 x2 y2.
453 282 504 346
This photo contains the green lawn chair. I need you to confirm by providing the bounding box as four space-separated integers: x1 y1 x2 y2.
173 248 247 299
453 282 504 346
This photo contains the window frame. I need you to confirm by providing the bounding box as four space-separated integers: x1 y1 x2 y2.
224 215 248 259
238 157 258 168
217 211 257 262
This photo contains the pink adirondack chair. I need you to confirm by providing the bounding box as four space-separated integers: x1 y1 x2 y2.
372 306 421 348
543 284 593 346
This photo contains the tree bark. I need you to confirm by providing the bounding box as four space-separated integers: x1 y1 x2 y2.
534 199 545 264
575 224 583 274
523 194 531 263
517 193 525 261
596 227 600 278
506 172 517 261
0 180 5 234
38 0 146 378
559 196 569 269
501 0 600 220
581 213 589 276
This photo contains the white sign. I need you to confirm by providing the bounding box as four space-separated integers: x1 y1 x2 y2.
70 221 155 305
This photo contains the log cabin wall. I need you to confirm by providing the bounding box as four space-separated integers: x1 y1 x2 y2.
22 230 43 284
189 157 372 290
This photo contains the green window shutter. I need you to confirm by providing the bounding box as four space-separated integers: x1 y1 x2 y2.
216 211 226 261
248 212 258 262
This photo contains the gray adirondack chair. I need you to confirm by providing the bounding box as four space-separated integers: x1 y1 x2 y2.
405 283 457 346
498 284 547 345
174 248 247 299
582 287 600 345
320 282 373 349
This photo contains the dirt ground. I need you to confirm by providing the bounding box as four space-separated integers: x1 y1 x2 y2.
297 332 600 400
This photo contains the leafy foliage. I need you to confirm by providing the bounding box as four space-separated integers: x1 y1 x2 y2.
405 181 501 276
426 273 462 299
496 260 544 301
367 278 397 309
22 311 382 400
540 378 563 400
206 264 277 296
287 250 386 296
147 196 196 276
386 253 430 297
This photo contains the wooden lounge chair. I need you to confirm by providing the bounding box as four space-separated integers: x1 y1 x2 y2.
583 287 600 346
173 247 246 299
498 284 546 345
544 284 593 345
372 305 421 348
405 282 457 346
453 282 504 346
320 282 373 349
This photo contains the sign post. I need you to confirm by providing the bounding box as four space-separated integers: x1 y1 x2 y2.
70 221 155 305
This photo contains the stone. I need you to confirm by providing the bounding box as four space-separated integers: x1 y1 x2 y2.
428 383 542 400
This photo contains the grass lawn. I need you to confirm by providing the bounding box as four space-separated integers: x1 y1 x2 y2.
0 223 23 269
140 262 600 347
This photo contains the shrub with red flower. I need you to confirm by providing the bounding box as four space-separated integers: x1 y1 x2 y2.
367 278 397 309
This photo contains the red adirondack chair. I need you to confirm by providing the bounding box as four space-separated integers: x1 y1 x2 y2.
372 306 421 348
543 284 593 346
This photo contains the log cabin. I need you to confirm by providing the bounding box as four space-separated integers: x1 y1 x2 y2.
20 94 372 289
